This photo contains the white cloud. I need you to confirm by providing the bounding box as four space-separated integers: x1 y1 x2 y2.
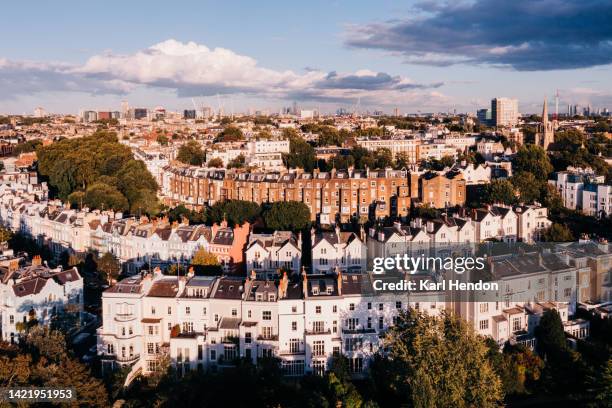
1 39 446 107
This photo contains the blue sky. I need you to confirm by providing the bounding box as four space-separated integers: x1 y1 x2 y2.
1 0 611 115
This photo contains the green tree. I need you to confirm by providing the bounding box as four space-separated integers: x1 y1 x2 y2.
542 223 574 242
227 154 245 169
283 135 316 172
83 183 129 212
511 171 542 204
207 158 224 168
535 309 567 356
156 134 169 146
374 148 393 169
484 179 517 205
208 200 261 226
384 309 503 408
215 126 244 142
191 247 221 275
514 145 553 181
176 140 205 166
263 202 311 231
0 226 12 243
98 252 121 285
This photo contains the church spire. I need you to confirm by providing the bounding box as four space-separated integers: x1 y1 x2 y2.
542 97 548 127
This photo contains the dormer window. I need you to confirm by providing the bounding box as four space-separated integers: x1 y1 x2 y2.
312 287 319 295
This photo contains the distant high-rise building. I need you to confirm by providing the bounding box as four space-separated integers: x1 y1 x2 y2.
184 109 196 119
393 107 400 117
82 110 97 123
133 108 148 120
491 97 519 127
477 108 491 125
33 107 46 118
536 98 554 150
121 100 129 118
97 111 112 121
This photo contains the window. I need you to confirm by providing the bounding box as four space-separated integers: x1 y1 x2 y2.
479 319 489 330
378 317 384 330
345 318 358 331
349 303 355 311
292 321 297 331
396 301 402 309
245 332 252 344
185 306 191 315
289 339 300 353
203 307 207 316
349 358 363 374
210 350 216 361
378 303 383 311
312 321 325 333
479 303 489 313
512 318 521 332
151 307 156 315
148 326 153 335
262 311 271 320
333 305 337 313
292 306 297 313
147 343 154 354
247 310 252 318
332 320 337 334
312 360 326 376
9 315 14 324
232 308 237 317
315 306 321 314
313 340 325 356
168 306 172 315
367 317 372 329
367 302 372 310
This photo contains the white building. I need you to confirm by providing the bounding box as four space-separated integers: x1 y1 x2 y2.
311 227 367 274
0 259 83 343
245 231 302 279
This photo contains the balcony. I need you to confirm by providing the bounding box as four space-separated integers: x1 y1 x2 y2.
342 328 377 335
257 334 279 341
114 313 137 322
102 353 140 364
305 329 331 336
278 349 305 356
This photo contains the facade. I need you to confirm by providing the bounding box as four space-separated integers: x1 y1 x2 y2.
411 171 466 208
162 166 412 224
491 98 519 128
245 231 302 279
0 258 83 343
549 168 611 217
311 227 367 274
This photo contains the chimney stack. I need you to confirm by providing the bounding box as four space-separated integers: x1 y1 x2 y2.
336 265 342 296
279 271 288 299
301 266 308 298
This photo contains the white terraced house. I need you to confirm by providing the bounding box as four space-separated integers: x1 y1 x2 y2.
97 243 599 379
0 257 83 343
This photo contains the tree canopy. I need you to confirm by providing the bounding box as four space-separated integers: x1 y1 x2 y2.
37 130 159 214
263 202 311 231
176 140 205 166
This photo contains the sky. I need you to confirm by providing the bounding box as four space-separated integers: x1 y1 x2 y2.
1 0 611 115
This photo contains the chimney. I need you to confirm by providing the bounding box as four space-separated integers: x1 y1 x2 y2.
297 231 303 252
335 225 340 238
310 226 316 245
178 275 187 295
187 266 195 278
393 221 402 232
426 221 434 233
250 270 257 281
359 225 365 242
301 266 308 298
336 265 342 296
279 271 288 299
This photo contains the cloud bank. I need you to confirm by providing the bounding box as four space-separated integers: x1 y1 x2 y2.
345 0 612 71
0 40 445 106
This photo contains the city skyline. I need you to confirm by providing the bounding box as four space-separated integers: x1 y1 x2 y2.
1 0 612 114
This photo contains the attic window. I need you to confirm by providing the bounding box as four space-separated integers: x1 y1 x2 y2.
326 287 333 295
312 287 319 295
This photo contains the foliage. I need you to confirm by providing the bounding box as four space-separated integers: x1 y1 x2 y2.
191 247 219 267
176 140 205 166
227 154 245 169
382 309 503 407
12 138 42 156
0 226 12 243
156 134 169 146
511 171 542 204
263 202 311 231
98 252 121 285
484 179 517 205
206 157 224 168
165 205 206 224
513 144 553 181
214 126 244 142
0 327 109 407
37 130 159 214
542 223 575 242
283 133 317 172
207 200 260 226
